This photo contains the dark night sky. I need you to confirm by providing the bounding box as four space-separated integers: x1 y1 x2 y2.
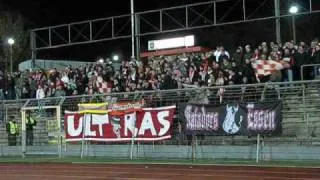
1 0 320 61
3 0 210 27
1 0 212 61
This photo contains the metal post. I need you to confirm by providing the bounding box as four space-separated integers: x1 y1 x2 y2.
130 112 137 160
195 135 198 152
292 15 296 44
80 114 87 159
111 18 115 38
0 144 3 157
64 139 67 152
131 0 135 59
10 45 13 74
56 106 62 158
186 6 189 28
135 14 140 60
85 141 89 157
310 0 312 13
137 141 140 159
89 21 93 40
30 31 37 69
5 57 8 75
213 2 217 25
243 0 246 21
256 133 260 163
49 28 52 46
31 50 36 70
160 10 163 31
5 106 8 124
274 0 281 43
192 135 196 162
301 65 304 81
21 110 26 158
302 84 308 134
68 24 71 43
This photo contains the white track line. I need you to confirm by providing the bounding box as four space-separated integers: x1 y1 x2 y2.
1 168 318 180
0 166 317 176
71 161 320 169
4 172 315 180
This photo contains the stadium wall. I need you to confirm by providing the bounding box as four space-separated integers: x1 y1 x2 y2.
0 144 320 161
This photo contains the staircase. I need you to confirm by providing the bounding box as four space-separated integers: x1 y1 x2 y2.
0 102 24 145
281 84 320 137
0 103 57 146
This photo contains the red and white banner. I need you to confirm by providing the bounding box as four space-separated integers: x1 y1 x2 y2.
252 59 290 76
64 106 176 142
108 100 145 115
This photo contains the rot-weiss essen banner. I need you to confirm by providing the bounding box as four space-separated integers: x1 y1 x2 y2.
64 105 176 142
180 101 282 136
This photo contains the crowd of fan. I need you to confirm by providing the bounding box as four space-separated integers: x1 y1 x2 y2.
0 39 319 100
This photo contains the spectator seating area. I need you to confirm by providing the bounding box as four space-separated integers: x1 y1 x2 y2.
0 39 320 100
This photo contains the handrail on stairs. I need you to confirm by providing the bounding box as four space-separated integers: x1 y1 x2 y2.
301 63 320 81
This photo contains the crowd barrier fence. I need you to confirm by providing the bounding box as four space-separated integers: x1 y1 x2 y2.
0 80 320 163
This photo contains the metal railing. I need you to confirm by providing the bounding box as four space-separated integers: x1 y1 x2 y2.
0 80 320 162
301 63 320 80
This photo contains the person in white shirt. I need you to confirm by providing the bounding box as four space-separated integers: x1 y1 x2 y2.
36 85 45 99
214 46 230 62
61 72 69 84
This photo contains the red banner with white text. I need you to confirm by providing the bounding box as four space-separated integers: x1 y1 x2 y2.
64 105 176 142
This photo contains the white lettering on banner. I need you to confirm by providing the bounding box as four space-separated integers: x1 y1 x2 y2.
65 107 175 140
247 109 275 131
91 114 109 136
157 111 170 136
84 114 96 136
124 113 138 137
185 106 219 131
67 115 83 137
139 112 157 136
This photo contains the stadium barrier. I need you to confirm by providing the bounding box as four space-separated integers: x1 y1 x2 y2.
0 80 320 162
301 63 320 80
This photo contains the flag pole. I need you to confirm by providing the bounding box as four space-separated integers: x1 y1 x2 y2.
80 113 86 159
130 111 136 160
131 0 135 60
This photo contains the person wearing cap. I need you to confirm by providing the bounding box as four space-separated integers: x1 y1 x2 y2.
6 116 19 146
26 111 37 146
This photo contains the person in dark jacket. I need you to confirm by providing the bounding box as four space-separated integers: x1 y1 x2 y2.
0 74 4 100
310 44 320 79
232 47 243 66
294 46 309 80
241 59 256 84
5 75 15 100
243 45 253 61
26 111 37 146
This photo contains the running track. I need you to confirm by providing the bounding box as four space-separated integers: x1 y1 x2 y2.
0 164 319 180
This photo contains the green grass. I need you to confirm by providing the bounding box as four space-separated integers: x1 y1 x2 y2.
0 156 320 168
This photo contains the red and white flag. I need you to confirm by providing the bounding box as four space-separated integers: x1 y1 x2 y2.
251 60 290 76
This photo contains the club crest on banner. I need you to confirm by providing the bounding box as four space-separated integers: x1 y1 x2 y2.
110 116 121 138
222 105 243 134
